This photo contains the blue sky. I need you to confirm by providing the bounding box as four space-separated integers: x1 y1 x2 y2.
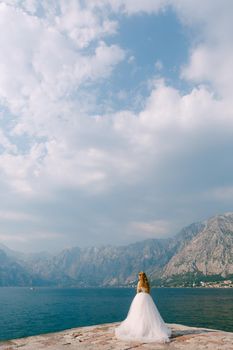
0 0 233 253
97 8 190 112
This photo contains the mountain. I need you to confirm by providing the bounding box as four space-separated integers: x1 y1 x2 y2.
23 239 172 286
162 213 233 278
0 249 45 286
0 212 233 286
24 219 207 286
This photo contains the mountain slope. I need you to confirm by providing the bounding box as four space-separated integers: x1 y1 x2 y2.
162 213 233 278
0 212 233 286
0 249 40 286
26 239 173 286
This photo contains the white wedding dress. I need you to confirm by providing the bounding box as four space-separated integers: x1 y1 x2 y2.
115 288 171 343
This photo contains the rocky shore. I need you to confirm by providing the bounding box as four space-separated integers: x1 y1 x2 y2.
1 322 233 350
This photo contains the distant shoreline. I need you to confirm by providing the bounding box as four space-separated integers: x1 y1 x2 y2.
0 285 233 289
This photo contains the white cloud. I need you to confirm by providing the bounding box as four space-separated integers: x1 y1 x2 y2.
172 1 233 99
55 1 118 49
0 0 233 250
0 210 37 221
130 220 172 238
0 234 27 242
105 0 169 14
0 3 124 108
0 142 46 194
0 230 62 251
0 1 125 195
0 128 17 153
181 44 233 98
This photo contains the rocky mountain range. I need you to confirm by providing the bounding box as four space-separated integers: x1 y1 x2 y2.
0 247 47 286
163 213 233 278
0 213 233 287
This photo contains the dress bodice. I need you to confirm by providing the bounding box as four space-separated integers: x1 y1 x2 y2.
137 283 149 293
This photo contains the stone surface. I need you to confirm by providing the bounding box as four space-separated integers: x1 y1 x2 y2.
1 323 233 350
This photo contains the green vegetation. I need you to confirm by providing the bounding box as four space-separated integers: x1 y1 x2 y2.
151 272 233 287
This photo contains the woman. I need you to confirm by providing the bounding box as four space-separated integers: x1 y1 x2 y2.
115 272 171 343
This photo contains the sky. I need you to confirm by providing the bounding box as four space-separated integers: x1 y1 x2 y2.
0 0 233 253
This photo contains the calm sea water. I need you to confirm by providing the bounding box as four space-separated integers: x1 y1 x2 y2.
0 287 232 341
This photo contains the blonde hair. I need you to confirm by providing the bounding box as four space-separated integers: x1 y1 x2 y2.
138 271 150 293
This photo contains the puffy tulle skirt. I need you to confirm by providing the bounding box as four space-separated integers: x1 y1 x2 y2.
115 292 171 343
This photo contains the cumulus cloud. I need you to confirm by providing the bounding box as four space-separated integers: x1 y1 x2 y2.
102 0 169 14
173 0 233 98
0 0 233 251
0 1 125 196
55 1 118 48
0 3 124 108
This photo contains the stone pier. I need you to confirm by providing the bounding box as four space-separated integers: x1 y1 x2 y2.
1 322 233 350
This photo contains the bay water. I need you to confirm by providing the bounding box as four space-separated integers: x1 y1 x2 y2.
0 287 232 341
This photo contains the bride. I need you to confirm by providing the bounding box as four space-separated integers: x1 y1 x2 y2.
115 272 171 343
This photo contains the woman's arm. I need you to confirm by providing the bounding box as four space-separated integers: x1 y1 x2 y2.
137 281 141 293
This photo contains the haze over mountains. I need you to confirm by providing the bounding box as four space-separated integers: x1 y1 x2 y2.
0 213 233 287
